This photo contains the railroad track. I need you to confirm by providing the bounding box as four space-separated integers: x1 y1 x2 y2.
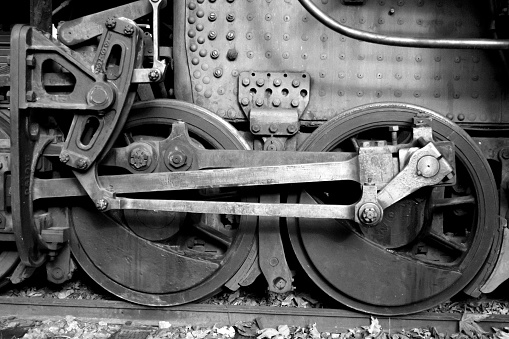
1 297 509 335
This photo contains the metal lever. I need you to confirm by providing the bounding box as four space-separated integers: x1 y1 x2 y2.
132 0 167 83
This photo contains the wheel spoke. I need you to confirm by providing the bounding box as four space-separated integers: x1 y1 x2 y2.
431 195 475 209
191 223 232 248
427 229 468 254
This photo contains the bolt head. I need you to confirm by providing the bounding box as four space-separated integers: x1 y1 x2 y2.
256 78 265 87
168 151 187 168
105 18 116 29
269 124 278 133
148 69 161 82
96 199 108 211
130 147 150 170
77 158 89 170
291 99 299 107
59 152 70 163
501 149 509 160
272 98 281 107
26 91 36 102
242 78 250 86
124 25 134 35
251 124 261 133
287 124 297 134
241 97 250 106
292 79 300 87
255 99 264 107
273 78 282 87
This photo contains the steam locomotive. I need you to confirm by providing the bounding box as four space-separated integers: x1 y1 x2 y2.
0 0 508 315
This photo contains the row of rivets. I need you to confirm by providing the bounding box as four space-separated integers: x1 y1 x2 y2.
336 73 480 81
335 89 496 100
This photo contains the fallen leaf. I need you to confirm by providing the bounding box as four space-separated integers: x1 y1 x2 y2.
459 313 488 338
216 326 235 338
159 321 171 329
258 328 280 339
309 323 321 339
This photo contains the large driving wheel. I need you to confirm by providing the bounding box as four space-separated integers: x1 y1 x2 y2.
0 109 18 288
287 103 499 315
70 100 257 306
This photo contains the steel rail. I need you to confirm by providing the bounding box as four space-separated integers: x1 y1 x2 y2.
298 0 509 49
0 297 508 333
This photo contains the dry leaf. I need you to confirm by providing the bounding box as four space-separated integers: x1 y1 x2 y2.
159 321 171 329
258 328 280 339
459 313 488 337
309 323 321 339
216 326 235 338
367 317 382 338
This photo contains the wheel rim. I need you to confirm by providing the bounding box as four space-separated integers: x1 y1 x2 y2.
70 100 257 306
287 103 499 315
0 109 19 287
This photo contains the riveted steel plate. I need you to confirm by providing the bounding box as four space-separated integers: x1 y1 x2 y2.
238 71 310 116
176 0 509 125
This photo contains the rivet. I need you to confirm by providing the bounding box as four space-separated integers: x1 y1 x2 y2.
210 50 219 59
472 75 479 81
204 90 212 98
190 44 198 52
264 33 271 40
188 17 196 24
458 114 465 121
377 55 383 61
202 76 211 84
394 90 402 97
454 75 460 81
357 73 363 79
454 93 460 99
226 31 235 40
265 13 272 21
213 68 223 78
414 74 421 80
284 15 290 22
196 24 204 31
397 18 404 25
195 84 203 92
193 70 201 79
283 34 290 41
434 56 441 62
208 31 217 40
227 13 235 22
446 113 454 120
454 56 461 63
320 34 328 42
388 8 395 15
302 34 309 41
199 49 207 57
415 55 422 62
208 12 217 21
472 56 480 63
188 30 196 38
227 109 236 119
302 53 308 59
378 18 385 24
247 13 254 21
434 91 441 98
357 91 364 97
189 2 196 9
282 52 290 59
197 10 204 18
434 75 441 81
191 57 200 65
396 55 403 62
471 92 479 99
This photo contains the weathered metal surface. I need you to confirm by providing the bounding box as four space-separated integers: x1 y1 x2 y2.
258 193 293 293
114 198 356 219
177 0 509 125
33 160 361 200
57 0 157 46
289 103 499 315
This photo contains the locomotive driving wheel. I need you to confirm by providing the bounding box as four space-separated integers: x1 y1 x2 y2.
287 103 499 315
70 100 257 306
0 110 18 288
